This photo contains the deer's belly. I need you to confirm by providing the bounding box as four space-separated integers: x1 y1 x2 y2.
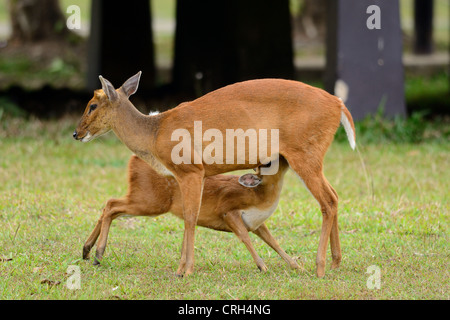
241 200 279 231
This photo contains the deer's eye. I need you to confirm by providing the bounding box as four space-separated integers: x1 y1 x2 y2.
88 104 97 114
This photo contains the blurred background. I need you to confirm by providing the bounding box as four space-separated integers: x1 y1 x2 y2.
0 0 448 122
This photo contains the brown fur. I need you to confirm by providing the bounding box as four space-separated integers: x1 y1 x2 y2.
82 155 300 272
75 74 356 277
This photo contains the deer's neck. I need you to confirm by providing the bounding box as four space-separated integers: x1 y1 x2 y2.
111 100 158 158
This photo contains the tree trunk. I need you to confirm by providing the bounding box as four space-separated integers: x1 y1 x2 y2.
8 0 69 43
86 0 155 93
414 0 434 54
173 0 294 98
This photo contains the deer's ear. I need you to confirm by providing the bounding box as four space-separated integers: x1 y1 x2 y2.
99 75 118 101
120 71 142 98
238 174 262 188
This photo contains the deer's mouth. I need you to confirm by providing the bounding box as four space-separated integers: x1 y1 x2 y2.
74 131 93 142
80 132 93 142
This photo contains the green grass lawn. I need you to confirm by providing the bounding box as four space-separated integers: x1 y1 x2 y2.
0 116 448 299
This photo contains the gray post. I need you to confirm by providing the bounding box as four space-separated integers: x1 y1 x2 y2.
325 0 406 120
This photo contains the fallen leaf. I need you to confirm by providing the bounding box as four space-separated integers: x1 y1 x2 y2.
0 257 13 262
303 230 319 237
40 279 61 286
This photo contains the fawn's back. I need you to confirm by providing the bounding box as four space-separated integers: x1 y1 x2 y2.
126 155 288 231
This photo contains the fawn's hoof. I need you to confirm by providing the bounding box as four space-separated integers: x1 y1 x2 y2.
290 261 303 271
256 259 268 272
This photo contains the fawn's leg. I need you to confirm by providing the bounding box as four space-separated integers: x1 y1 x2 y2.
176 173 204 276
93 199 128 265
83 217 102 260
85 196 168 265
83 198 127 260
253 223 302 270
223 210 268 272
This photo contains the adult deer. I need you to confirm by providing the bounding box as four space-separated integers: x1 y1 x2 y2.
83 155 300 272
73 71 356 277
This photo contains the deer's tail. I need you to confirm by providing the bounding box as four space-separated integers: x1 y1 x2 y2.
338 98 356 150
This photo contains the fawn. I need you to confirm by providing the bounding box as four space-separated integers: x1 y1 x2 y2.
74 72 355 277
82 155 301 272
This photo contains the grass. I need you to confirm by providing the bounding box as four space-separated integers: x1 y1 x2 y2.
0 115 448 299
404 71 450 115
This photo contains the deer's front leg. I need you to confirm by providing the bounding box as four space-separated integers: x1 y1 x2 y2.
176 173 204 276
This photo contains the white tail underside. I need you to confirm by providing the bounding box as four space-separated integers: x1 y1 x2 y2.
340 111 356 150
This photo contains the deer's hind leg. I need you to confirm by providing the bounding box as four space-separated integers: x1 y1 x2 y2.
285 155 340 278
326 182 342 269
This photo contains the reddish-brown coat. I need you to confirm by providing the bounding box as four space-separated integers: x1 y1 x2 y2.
83 156 299 272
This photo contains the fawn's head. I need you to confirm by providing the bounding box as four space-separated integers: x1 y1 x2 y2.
73 71 142 142
238 156 289 188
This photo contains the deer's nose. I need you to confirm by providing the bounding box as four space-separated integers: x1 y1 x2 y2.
73 131 78 140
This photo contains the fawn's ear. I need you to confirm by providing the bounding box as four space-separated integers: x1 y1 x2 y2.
238 174 262 188
120 71 142 98
99 75 118 101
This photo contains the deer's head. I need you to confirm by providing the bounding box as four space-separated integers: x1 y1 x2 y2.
73 71 142 142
